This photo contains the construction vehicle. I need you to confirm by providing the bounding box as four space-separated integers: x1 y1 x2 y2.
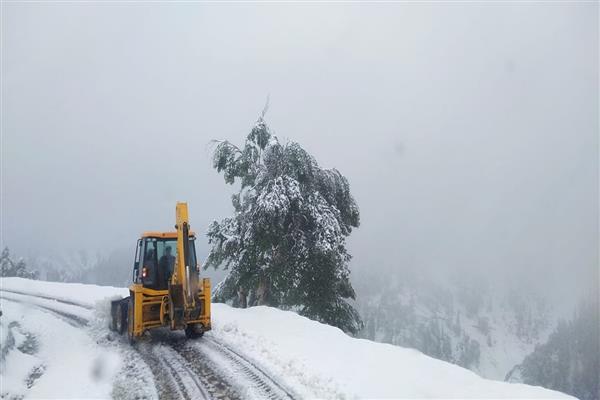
110 202 211 341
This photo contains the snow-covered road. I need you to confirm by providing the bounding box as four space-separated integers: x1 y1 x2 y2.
0 278 574 399
0 289 298 400
0 293 120 398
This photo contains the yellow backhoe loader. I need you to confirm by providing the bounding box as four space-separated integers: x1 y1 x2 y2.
110 202 211 341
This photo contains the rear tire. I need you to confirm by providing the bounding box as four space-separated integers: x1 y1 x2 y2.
185 323 204 339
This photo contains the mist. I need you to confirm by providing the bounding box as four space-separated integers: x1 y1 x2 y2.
2 3 598 308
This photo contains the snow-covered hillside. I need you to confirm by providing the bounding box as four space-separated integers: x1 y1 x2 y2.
1 278 571 399
355 269 556 381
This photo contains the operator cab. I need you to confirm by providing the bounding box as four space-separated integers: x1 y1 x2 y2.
133 232 198 291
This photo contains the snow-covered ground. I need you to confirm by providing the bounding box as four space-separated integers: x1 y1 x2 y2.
0 278 572 399
0 296 120 398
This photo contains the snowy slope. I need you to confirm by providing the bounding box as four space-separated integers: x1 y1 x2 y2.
1 278 572 399
355 271 556 381
0 298 120 399
210 306 568 399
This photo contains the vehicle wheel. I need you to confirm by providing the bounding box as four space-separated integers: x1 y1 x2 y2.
185 323 204 339
115 301 128 334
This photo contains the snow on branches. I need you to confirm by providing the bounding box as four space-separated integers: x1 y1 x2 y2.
206 117 362 333
0 247 38 279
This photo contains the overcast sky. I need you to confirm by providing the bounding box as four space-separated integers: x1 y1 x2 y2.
2 3 598 301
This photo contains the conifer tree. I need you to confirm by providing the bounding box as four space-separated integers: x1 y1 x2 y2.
0 247 38 279
205 116 362 333
518 299 599 400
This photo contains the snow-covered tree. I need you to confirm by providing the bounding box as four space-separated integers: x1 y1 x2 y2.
517 298 599 400
0 247 11 276
205 116 362 333
0 247 38 279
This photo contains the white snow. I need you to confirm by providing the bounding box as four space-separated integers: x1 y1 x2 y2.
0 299 120 399
0 277 572 399
1 277 129 308
209 305 571 399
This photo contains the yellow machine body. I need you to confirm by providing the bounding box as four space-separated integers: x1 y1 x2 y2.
111 202 211 340
127 279 211 338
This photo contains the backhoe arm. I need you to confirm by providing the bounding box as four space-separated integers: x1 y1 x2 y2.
173 202 199 311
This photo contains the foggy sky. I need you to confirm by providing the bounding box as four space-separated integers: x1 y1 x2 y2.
2 3 598 302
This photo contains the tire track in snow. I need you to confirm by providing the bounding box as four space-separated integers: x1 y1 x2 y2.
1 289 299 400
0 288 95 310
135 342 194 400
148 329 297 400
190 338 298 400
152 344 211 400
0 290 211 399
144 330 241 400
0 296 88 328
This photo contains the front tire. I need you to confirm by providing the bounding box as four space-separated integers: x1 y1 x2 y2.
185 323 204 339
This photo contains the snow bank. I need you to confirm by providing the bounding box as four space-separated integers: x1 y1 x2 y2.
0 300 120 399
210 305 572 399
0 278 572 399
0 277 128 308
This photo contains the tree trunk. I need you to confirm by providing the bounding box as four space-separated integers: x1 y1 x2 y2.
248 289 257 307
237 287 247 308
256 276 270 306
